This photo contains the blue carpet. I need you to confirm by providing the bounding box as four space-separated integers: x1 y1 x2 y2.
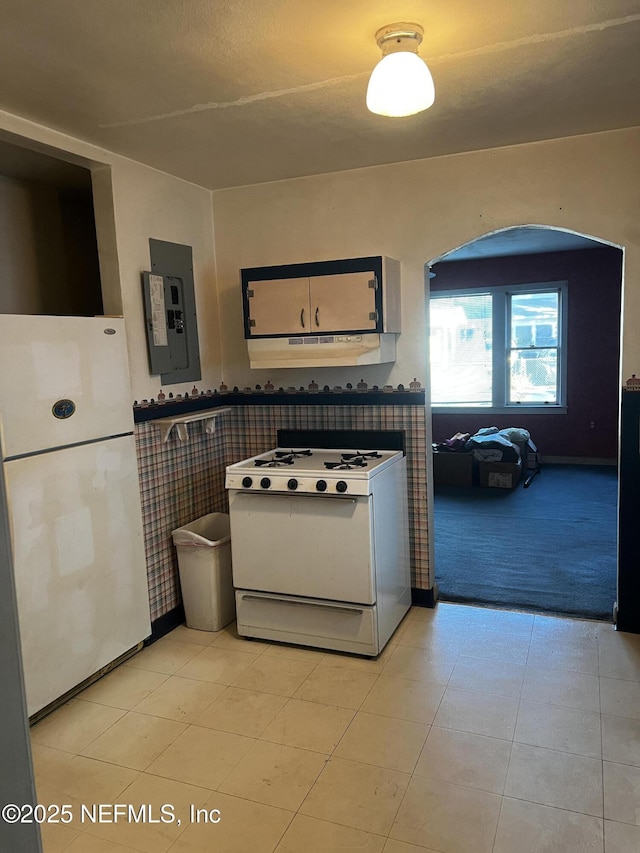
433 464 617 621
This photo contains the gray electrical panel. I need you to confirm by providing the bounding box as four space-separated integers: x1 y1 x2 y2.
142 239 201 384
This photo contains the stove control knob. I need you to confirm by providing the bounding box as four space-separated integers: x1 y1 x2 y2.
287 478 298 490
336 480 348 493
315 479 327 492
260 477 271 489
242 476 253 488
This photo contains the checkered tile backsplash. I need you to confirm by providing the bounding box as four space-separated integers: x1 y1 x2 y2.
135 405 429 622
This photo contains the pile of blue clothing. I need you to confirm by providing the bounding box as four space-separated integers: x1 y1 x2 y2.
436 426 531 463
465 427 531 463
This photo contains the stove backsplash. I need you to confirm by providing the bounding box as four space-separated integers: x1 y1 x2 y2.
135 403 429 624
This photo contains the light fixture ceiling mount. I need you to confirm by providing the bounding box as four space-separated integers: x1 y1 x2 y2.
375 22 425 55
366 21 435 118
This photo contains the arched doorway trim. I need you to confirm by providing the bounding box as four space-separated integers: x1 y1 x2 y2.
425 223 631 627
427 224 623 269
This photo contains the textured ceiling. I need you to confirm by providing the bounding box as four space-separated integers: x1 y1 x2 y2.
0 1 639 190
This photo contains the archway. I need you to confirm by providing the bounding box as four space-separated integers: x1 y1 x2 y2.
426 225 624 622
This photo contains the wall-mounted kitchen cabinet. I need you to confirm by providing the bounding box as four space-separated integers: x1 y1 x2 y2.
241 257 401 339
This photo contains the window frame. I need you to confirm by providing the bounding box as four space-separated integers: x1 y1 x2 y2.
429 280 568 415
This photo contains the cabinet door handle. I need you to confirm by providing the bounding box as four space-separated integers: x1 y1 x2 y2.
300 308 305 328
315 307 320 327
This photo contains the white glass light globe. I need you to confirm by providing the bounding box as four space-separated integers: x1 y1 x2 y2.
366 52 435 117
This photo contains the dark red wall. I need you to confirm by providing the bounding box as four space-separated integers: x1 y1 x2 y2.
430 247 623 459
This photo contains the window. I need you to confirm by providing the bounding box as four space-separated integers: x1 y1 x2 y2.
429 282 567 411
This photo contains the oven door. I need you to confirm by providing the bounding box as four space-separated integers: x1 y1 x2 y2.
228 489 375 604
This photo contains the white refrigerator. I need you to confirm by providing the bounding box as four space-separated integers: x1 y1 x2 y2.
0 315 151 717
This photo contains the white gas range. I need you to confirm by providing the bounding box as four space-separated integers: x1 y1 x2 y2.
225 445 411 656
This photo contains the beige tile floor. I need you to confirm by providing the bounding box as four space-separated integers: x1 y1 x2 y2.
30 603 640 853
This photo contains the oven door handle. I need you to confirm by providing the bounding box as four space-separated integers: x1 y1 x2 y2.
232 491 359 503
240 594 363 616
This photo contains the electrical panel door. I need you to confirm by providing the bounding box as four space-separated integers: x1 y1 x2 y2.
141 239 201 383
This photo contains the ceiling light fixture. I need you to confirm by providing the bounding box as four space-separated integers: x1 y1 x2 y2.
366 22 435 117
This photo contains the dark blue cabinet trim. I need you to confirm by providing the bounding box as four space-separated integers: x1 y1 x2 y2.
241 256 384 339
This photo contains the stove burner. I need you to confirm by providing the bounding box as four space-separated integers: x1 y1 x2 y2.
341 451 382 461
255 455 295 467
324 458 368 470
275 449 312 458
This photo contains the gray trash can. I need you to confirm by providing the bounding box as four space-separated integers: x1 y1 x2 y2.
171 512 235 631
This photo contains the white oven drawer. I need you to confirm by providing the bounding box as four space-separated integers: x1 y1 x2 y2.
235 591 379 656
228 490 376 604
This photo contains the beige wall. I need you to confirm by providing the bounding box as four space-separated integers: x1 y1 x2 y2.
212 127 639 391
1 107 637 405
102 159 220 399
0 110 222 403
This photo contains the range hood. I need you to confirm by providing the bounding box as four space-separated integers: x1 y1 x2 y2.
247 333 396 369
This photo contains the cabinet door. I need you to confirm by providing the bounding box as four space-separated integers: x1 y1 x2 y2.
246 277 310 336
310 272 377 332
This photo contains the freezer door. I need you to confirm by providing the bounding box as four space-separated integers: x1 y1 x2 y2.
0 315 134 458
5 434 151 716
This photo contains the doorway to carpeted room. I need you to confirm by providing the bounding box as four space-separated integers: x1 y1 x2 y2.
433 463 617 621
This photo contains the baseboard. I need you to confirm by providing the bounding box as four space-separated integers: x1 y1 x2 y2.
543 456 616 466
148 604 186 644
29 640 143 724
411 585 438 608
